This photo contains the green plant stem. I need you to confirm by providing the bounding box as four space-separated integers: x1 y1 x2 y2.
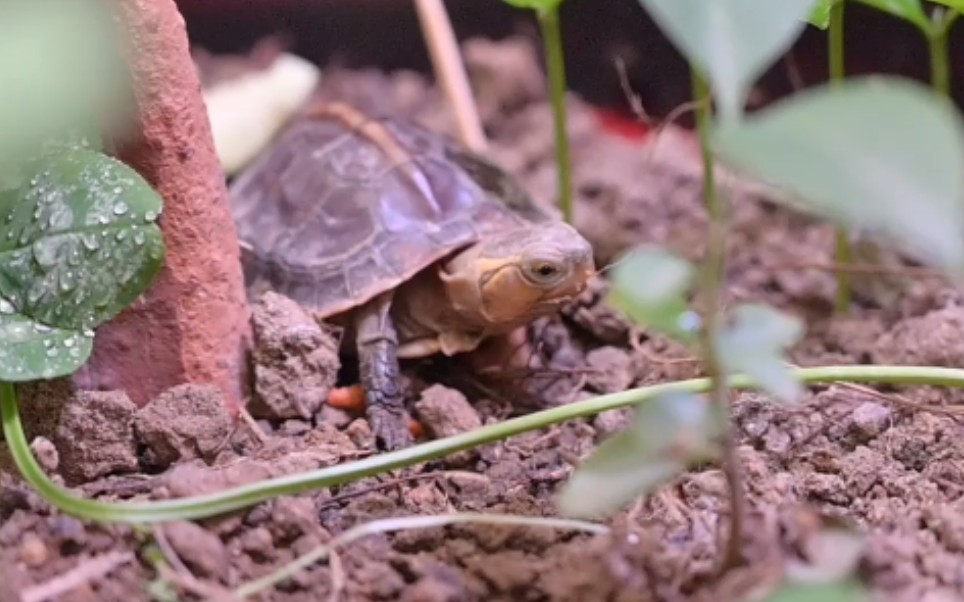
6 365 964 524
691 66 744 571
829 0 852 315
538 7 574 224
928 12 955 99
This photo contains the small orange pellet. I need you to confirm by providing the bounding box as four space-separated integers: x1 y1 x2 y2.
327 385 367 413
409 419 425 439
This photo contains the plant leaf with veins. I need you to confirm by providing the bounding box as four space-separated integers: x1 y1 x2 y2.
0 149 164 380
716 304 805 404
557 391 723 519
636 0 814 119
713 76 964 280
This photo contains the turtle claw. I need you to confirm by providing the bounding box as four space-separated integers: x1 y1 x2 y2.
368 404 414 451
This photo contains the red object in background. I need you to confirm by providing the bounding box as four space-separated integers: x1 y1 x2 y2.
594 108 650 142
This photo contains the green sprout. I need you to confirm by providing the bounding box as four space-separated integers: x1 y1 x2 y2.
502 0 574 224
554 0 964 597
805 0 962 314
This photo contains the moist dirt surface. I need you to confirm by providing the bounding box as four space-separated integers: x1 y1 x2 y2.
5 37 964 602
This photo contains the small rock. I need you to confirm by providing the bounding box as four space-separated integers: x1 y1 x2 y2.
163 521 229 580
593 408 631 438
30 436 59 473
250 292 341 420
401 571 466 602
269 497 321 543
134 384 232 469
53 391 139 484
345 419 374 449
851 402 892 438
237 526 274 561
763 428 792 456
873 305 964 367
18 532 48 567
414 385 482 439
317 404 353 429
585 347 634 394
279 419 311 436
414 385 481 466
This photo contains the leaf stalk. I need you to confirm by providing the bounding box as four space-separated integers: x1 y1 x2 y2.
690 66 746 571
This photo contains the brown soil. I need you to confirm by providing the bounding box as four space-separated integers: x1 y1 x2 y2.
4 36 964 602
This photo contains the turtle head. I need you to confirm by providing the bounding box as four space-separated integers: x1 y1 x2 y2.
441 221 595 328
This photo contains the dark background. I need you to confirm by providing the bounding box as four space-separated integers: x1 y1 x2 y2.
174 0 964 122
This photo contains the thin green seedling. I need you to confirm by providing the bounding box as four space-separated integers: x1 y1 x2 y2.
555 1 964 599
690 65 748 569
501 0 574 224
7 365 964 525
811 0 960 314
829 0 855 314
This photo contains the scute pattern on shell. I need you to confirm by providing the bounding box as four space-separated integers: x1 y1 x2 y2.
228 109 534 318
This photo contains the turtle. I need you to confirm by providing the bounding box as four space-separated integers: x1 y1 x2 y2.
228 101 595 450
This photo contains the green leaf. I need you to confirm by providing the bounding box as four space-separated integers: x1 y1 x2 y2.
557 392 723 519
763 580 868 602
636 0 814 119
0 311 93 381
712 76 964 279
0 0 129 167
852 0 931 31
0 149 165 333
807 0 835 28
716 304 805 404
608 246 700 342
502 0 564 14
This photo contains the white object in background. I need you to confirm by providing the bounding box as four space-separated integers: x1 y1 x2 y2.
203 53 320 175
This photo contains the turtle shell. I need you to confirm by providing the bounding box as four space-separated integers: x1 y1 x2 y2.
228 102 552 318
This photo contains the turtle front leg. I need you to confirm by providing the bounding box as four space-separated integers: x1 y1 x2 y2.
354 292 413 450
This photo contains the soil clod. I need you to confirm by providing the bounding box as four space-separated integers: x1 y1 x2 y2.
250 291 341 420
134 384 233 470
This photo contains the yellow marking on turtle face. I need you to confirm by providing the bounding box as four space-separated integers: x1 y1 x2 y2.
440 222 595 332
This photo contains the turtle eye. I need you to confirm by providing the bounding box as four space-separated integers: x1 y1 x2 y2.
522 259 566 285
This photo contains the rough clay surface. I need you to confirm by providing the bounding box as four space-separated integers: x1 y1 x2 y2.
249 292 341 420
72 0 252 412
15 384 140 485
134 384 233 469
6 36 964 602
